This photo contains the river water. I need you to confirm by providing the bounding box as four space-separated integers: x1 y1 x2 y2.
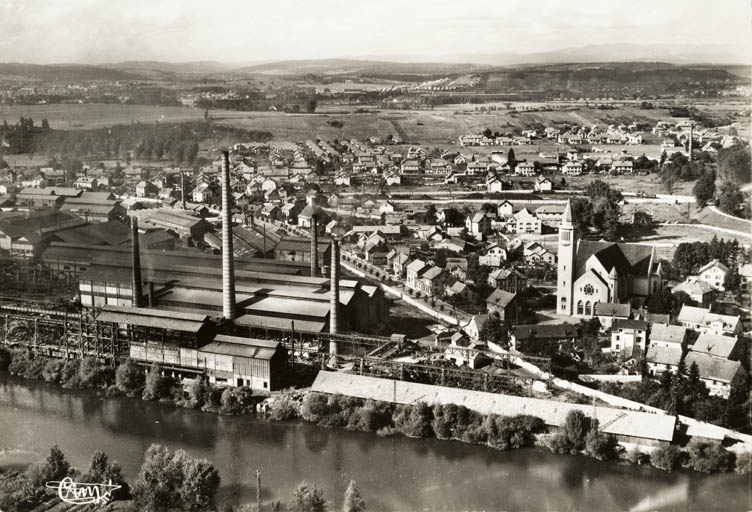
0 375 749 512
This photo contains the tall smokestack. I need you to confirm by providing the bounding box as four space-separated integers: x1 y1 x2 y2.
221 150 236 320
329 239 339 353
131 216 143 308
181 171 187 209
689 125 693 163
310 214 318 277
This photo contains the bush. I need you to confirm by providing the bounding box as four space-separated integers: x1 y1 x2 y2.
734 451 751 474
686 440 733 473
268 393 301 420
393 402 432 438
132 444 220 512
300 392 332 423
346 400 393 432
626 447 650 465
0 347 12 371
545 433 573 454
105 384 123 398
115 359 145 395
485 414 545 450
42 359 66 383
141 363 173 401
60 359 81 387
289 481 327 512
651 445 682 471
584 430 618 460
564 410 591 451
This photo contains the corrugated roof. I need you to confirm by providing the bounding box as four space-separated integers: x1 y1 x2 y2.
199 335 280 360
96 305 209 332
235 314 325 333
311 373 676 442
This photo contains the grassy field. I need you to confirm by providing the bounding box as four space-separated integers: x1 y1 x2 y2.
565 174 694 196
622 224 752 261
0 104 250 131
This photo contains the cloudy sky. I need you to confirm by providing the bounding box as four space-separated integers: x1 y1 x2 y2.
0 0 749 64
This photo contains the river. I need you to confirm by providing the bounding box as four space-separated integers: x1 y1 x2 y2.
0 375 749 511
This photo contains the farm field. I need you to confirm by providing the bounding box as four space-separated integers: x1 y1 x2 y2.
0 103 250 131
565 173 693 196
623 224 752 261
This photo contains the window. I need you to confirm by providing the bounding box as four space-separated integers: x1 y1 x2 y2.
585 301 592 316
263 382 268 389
615 335 620 341
577 301 584 315
583 284 595 295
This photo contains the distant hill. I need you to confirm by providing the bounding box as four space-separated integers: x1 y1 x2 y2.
230 58 487 75
0 63 135 81
435 43 751 66
100 60 234 75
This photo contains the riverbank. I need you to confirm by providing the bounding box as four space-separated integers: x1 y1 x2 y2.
2 349 750 478
2 375 751 511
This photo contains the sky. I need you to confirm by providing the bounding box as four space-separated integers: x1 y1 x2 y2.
0 0 749 64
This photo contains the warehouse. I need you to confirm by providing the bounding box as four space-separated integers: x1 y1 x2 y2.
197 335 286 391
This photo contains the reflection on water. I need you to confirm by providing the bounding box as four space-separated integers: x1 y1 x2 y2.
0 375 749 511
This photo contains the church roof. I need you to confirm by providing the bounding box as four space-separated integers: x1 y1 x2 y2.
562 199 573 223
575 240 653 277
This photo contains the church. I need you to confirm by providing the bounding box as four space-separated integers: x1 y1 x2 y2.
556 200 665 317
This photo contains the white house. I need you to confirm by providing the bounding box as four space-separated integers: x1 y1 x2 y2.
696 259 729 291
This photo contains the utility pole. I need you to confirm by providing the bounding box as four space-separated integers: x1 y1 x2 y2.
256 469 262 512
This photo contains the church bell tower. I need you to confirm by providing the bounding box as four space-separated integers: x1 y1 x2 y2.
557 200 576 315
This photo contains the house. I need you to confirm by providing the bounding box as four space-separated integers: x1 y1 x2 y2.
485 289 518 322
488 268 527 293
479 243 507 267
389 252 411 278
461 314 493 341
535 205 566 227
672 278 715 305
649 324 687 349
534 176 553 192
515 162 536 177
514 208 542 235
612 161 634 174
497 200 514 218
444 281 477 303
690 333 742 361
695 259 729 291
418 266 448 297
136 181 158 198
400 159 421 174
510 324 577 355
465 213 492 241
192 183 213 203
523 242 555 266
646 345 683 377
594 302 631 331
487 174 505 193
610 319 648 354
562 162 584 176
684 352 746 399
677 305 742 336
74 176 97 190
297 205 320 229
406 259 428 290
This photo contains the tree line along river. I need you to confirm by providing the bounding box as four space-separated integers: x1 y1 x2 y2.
0 375 749 511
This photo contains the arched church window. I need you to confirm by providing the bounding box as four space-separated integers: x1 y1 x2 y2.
585 301 592 316
577 300 583 315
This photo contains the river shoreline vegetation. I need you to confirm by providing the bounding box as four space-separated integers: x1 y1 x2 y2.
1 347 750 491
0 441 367 512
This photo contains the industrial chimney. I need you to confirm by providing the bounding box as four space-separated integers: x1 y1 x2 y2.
131 216 143 308
310 214 318 277
688 124 693 163
221 150 236 320
180 171 187 210
329 238 339 354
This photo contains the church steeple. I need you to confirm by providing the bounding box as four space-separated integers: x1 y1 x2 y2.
557 199 577 315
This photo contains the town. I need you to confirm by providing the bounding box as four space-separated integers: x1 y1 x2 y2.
0 10 750 510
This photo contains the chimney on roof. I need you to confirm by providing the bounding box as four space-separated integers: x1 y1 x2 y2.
329 238 340 350
131 216 143 308
310 214 318 277
221 150 236 320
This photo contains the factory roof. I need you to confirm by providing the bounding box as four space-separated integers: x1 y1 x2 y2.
235 314 326 333
96 305 210 333
199 335 280 360
312 373 676 442
245 296 331 318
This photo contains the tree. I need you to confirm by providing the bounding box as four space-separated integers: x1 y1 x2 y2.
87 449 128 498
45 445 71 482
115 358 145 394
651 445 682 471
717 144 751 184
482 128 493 138
132 444 220 512
479 314 509 347
290 481 327 512
718 181 744 217
142 363 172 400
507 148 517 170
342 480 366 512
305 98 318 114
693 169 716 208
723 268 741 292
563 410 590 451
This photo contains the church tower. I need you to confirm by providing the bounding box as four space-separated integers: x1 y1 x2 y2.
557 200 576 315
